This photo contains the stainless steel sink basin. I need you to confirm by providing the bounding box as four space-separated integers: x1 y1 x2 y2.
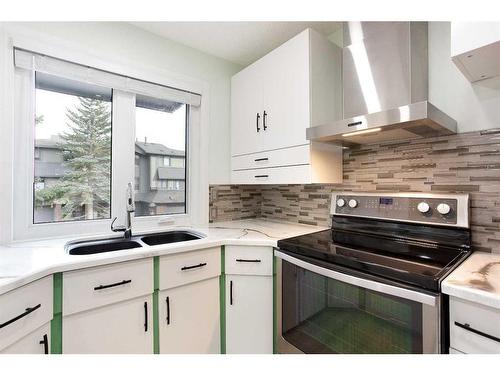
66 239 143 255
140 231 204 246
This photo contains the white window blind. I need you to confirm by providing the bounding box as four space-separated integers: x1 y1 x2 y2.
14 48 202 107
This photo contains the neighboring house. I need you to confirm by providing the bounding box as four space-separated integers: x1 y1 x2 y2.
34 137 186 222
134 141 186 216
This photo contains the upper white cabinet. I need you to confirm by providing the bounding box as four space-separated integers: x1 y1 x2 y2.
451 22 500 82
230 28 343 184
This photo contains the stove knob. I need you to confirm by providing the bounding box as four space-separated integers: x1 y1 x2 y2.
348 199 358 208
437 203 451 215
336 198 346 207
417 202 430 214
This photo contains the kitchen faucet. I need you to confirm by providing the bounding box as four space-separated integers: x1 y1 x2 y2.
111 182 135 239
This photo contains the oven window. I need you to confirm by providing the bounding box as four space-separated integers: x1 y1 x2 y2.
281 260 424 353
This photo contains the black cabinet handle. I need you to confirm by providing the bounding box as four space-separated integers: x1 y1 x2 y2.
254 157 269 162
144 301 148 332
263 110 267 130
347 121 363 127
454 322 500 343
39 334 49 354
230 280 233 305
256 113 261 132
166 297 170 325
0 304 41 329
254 175 269 178
181 262 207 271
94 279 131 291
236 259 262 263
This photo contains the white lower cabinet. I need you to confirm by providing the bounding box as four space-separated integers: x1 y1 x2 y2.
449 296 500 354
0 323 50 354
158 278 220 354
226 274 273 354
63 295 153 354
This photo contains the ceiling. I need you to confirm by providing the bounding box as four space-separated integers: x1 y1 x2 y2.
132 22 343 66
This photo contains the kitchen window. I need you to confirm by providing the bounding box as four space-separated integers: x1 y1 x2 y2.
33 73 112 224
134 94 187 217
12 47 204 241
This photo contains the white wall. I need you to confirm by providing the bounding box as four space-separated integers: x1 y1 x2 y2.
429 22 500 132
2 22 241 184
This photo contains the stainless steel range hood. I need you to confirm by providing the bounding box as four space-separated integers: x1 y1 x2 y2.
306 22 457 145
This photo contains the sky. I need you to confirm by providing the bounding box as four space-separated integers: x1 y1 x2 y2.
35 89 186 151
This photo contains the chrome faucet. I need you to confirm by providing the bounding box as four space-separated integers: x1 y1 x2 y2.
111 182 135 239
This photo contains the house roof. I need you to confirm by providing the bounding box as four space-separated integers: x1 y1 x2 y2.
135 141 185 157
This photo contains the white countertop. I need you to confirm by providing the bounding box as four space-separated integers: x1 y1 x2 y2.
442 252 500 310
0 219 328 295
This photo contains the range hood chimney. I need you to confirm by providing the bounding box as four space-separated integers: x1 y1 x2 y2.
306 22 457 145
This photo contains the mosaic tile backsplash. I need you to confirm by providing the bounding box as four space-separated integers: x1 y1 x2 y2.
209 128 500 253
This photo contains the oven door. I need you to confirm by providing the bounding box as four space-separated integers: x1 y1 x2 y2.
275 251 441 354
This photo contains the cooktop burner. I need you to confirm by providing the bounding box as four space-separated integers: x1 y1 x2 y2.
277 192 472 292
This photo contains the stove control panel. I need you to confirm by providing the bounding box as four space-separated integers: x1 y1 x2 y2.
331 192 470 228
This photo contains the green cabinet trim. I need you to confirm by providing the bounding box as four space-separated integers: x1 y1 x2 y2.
51 273 63 354
153 257 160 354
273 255 277 354
220 246 226 354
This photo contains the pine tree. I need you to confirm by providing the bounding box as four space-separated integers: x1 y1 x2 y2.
36 97 111 220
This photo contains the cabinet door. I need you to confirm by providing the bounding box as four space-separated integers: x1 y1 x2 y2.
159 277 220 354
63 295 153 354
0 323 50 354
226 275 273 354
261 30 310 152
231 61 264 156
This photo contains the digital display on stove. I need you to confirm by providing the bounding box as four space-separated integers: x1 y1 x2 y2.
379 197 393 205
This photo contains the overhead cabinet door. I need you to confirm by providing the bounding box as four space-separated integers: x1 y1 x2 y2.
231 61 264 156
260 30 310 152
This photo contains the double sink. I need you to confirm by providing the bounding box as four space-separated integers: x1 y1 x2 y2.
66 230 205 255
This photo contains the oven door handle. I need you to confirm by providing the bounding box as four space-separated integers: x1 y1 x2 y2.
274 250 438 306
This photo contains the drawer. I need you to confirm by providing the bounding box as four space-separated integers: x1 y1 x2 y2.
0 276 53 351
225 246 273 276
231 164 311 185
450 296 500 354
232 145 310 171
63 258 153 316
159 247 221 290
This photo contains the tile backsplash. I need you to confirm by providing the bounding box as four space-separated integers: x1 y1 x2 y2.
210 128 500 253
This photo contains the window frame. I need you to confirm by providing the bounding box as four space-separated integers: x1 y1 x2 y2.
8 34 209 242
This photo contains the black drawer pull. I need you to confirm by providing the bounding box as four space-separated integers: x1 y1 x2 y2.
144 301 148 332
166 297 170 325
256 113 261 132
454 322 500 343
181 262 207 271
255 175 268 178
39 333 49 354
263 110 268 130
347 121 363 127
94 279 131 291
230 280 233 305
236 259 262 263
0 304 42 329
254 158 268 162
